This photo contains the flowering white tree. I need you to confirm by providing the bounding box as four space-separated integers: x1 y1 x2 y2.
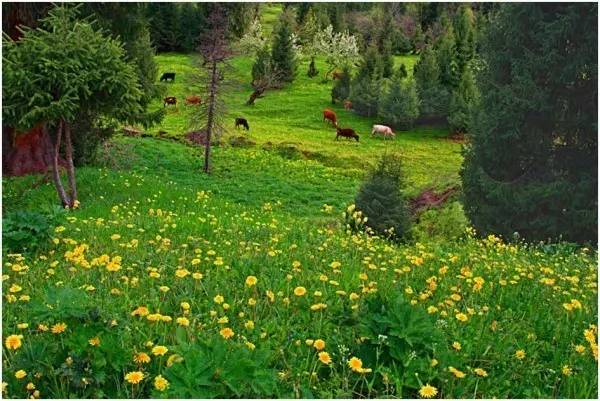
313 25 359 80
238 18 266 55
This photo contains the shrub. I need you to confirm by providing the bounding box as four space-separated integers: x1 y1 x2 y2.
354 153 411 240
271 11 297 83
411 201 469 242
331 64 350 103
2 207 65 253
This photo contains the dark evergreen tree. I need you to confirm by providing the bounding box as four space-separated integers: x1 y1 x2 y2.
413 45 449 121
147 2 180 52
379 75 420 130
461 3 598 244
398 63 408 79
349 46 382 117
453 4 476 75
435 23 459 89
355 153 411 241
252 45 272 85
178 3 205 52
448 67 478 134
270 11 297 83
331 65 351 103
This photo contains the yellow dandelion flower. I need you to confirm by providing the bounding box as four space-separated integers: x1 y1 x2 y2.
220 327 234 339
313 339 326 351
124 371 144 384
575 344 586 354
244 320 255 330
166 354 183 367
5 334 23 350
51 323 67 334
245 276 258 287
110 234 121 241
562 365 572 376
152 346 168 356
176 317 190 326
318 351 332 364
515 349 526 360
214 294 224 304
294 286 307 296
452 341 462 351
133 352 151 364
348 356 363 372
474 368 488 377
419 384 438 398
88 337 100 347
15 370 27 379
154 375 169 391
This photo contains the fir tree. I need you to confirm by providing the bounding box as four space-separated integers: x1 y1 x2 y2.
271 11 297 83
435 24 459 89
461 3 597 244
379 75 420 130
349 46 382 117
414 45 449 120
355 153 411 241
453 4 476 75
448 67 478 133
331 64 351 103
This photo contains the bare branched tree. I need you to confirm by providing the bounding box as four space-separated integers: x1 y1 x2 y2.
197 5 232 173
246 61 284 106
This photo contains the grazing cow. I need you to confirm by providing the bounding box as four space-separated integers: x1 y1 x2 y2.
323 109 337 126
336 126 359 142
160 72 176 82
235 117 250 131
185 95 202 106
332 70 344 80
371 124 395 140
164 96 177 107
343 100 352 110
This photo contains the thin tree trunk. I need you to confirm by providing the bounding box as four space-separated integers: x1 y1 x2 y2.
50 120 70 207
203 60 218 173
63 119 77 207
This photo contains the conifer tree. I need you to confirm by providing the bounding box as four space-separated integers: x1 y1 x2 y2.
413 45 449 120
349 46 382 117
435 24 459 89
271 11 297 83
448 67 478 134
453 5 476 75
379 75 420 130
462 3 597 244
331 64 351 103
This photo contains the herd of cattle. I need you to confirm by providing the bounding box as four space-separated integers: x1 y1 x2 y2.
159 71 396 143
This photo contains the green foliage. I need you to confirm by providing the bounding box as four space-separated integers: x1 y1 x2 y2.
357 293 445 396
307 57 319 77
349 46 382 117
462 3 597 244
355 153 411 240
435 24 459 89
251 45 274 84
2 5 143 131
161 337 280 398
270 10 297 83
379 75 420 130
411 201 469 243
447 67 479 133
331 65 351 102
413 46 450 120
453 5 476 75
2 207 64 253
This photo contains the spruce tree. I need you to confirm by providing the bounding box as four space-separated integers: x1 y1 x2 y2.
413 45 449 120
453 5 476 75
461 3 597 244
355 153 411 241
252 45 272 85
379 75 420 130
435 24 459 89
448 67 478 134
271 11 297 83
349 46 382 117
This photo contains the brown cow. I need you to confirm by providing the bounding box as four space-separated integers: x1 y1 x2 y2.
164 96 177 107
343 100 352 110
185 95 201 105
323 109 337 126
336 126 359 142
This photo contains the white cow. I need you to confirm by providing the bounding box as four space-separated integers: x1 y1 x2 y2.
371 124 395 140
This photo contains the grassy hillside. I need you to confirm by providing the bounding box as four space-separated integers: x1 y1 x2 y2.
2 135 597 398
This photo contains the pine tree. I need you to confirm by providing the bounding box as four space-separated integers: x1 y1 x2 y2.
355 153 411 241
448 67 478 134
453 5 476 75
271 11 297 83
461 3 597 244
252 45 272 86
379 75 420 130
413 45 449 120
349 46 382 117
435 24 459 89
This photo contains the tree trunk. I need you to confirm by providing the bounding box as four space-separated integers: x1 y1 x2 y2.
246 88 265 106
50 121 70 207
204 60 218 173
63 119 77 207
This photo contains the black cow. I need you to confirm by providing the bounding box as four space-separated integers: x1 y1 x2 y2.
335 126 359 142
160 72 176 82
164 96 177 107
235 117 249 131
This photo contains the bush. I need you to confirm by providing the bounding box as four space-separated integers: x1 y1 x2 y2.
331 65 350 103
2 207 65 253
379 75 420 130
354 153 411 240
411 201 469 242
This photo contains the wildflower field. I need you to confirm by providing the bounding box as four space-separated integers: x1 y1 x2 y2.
2 133 598 398
2 10 598 398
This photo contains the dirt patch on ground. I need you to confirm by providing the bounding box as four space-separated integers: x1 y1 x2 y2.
229 135 256 148
409 186 459 215
445 132 467 144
